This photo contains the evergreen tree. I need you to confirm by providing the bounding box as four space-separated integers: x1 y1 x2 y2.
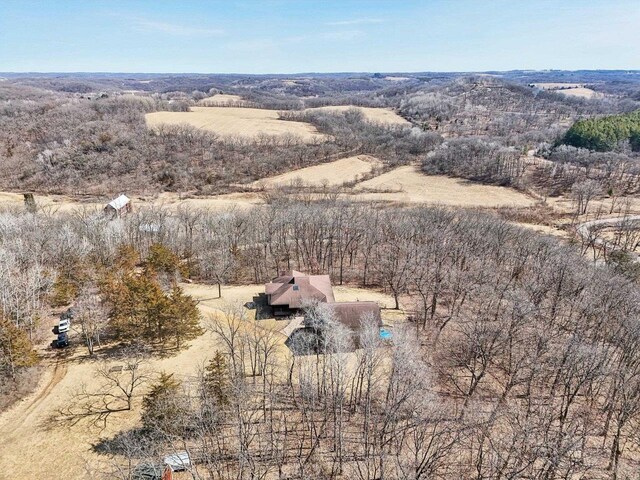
203 351 230 407
145 243 188 278
141 372 184 434
0 318 38 380
168 286 203 349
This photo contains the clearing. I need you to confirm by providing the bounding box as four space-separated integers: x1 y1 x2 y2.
352 165 535 207
198 94 247 106
0 282 397 480
554 87 600 99
0 192 264 213
250 155 382 188
145 107 326 142
305 105 411 126
530 83 600 99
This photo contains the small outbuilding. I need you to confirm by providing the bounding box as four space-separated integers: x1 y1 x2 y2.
104 194 132 218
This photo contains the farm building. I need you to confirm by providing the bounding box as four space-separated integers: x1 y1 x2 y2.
104 194 132 217
265 270 335 317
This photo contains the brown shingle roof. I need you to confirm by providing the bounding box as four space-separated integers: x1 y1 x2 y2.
325 301 382 330
266 271 335 308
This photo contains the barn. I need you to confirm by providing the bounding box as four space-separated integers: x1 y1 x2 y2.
104 194 132 217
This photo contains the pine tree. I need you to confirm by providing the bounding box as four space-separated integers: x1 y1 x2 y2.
168 286 203 349
0 317 38 380
145 243 187 278
203 351 230 407
141 372 184 434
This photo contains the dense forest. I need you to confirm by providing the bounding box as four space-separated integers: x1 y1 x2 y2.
563 110 640 152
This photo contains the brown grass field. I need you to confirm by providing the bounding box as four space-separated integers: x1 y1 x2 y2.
0 282 397 480
145 107 326 142
352 165 535 207
305 105 411 126
198 94 247 106
530 83 600 99
250 154 382 188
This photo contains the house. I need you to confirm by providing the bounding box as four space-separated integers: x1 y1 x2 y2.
265 270 335 317
326 301 382 332
104 194 132 217
263 271 385 353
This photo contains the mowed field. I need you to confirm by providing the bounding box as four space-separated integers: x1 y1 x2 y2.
145 107 326 142
554 87 600 99
531 83 600 99
352 165 535 207
305 105 411 126
250 155 382 188
198 94 247 106
0 282 397 480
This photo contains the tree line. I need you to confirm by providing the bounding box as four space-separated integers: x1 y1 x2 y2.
2 201 640 476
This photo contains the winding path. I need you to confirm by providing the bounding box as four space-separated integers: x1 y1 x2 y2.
576 215 640 260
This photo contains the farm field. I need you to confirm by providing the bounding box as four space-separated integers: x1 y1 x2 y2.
0 282 397 480
352 165 535 207
305 105 411 126
0 162 539 213
0 191 264 213
554 87 600 99
145 107 326 142
249 154 382 188
198 94 247 106
530 82 600 99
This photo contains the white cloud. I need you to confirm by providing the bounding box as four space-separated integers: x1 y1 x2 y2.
326 18 384 26
130 18 225 37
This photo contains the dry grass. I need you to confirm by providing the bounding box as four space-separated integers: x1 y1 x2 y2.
305 105 411 126
352 165 535 208
0 192 265 214
145 107 326 142
0 281 397 480
554 87 600 99
530 83 600 99
198 94 247 106
250 155 382 188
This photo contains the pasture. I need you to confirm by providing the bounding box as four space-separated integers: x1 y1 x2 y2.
145 107 326 142
250 155 382 188
305 105 411 126
353 165 535 207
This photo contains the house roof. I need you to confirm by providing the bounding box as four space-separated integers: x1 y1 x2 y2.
266 270 335 308
325 301 382 330
107 194 130 210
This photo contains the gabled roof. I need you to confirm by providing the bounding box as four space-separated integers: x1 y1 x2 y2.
266 270 335 308
107 194 130 210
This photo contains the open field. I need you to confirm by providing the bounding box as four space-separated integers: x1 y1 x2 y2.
250 155 382 188
0 282 397 480
0 163 538 212
554 87 600 99
352 165 536 207
198 94 247 106
0 191 264 213
530 82 600 99
145 107 326 142
305 105 411 126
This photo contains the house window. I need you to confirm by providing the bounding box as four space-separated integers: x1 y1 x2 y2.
293 285 300 291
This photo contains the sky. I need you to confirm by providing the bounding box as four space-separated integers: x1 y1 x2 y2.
0 0 638 73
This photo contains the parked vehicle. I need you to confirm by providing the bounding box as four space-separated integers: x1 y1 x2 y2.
56 332 69 348
58 318 70 333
